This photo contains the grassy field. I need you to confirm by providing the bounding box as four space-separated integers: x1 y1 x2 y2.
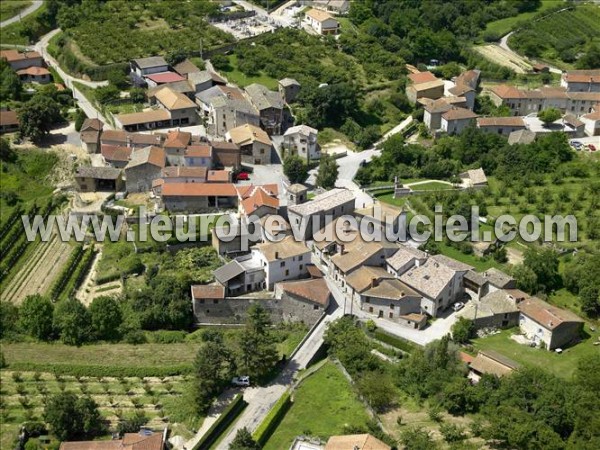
482 0 562 37
0 370 198 450
410 181 455 192
220 54 279 90
263 361 371 450
0 0 31 22
471 325 600 379
0 1 48 45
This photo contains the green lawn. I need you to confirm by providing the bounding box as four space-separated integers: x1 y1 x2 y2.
374 192 407 208
437 242 505 272
263 361 371 450
471 325 599 379
0 1 49 45
483 0 562 37
220 54 279 90
0 0 31 22
409 181 455 192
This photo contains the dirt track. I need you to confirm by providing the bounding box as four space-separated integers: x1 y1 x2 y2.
473 44 532 74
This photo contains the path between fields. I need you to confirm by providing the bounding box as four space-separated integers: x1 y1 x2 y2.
0 1 43 28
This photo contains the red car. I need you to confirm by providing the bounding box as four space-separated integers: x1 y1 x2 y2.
588 144 597 152
236 172 250 181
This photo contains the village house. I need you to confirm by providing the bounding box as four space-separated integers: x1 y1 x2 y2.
75 167 124 192
79 118 103 153
237 184 280 218
16 66 51 84
441 108 478 135
581 109 600 136
144 71 186 89
252 236 311 290
124 146 166 192
226 123 272 165
454 69 481 91
463 267 516 300
101 145 132 168
517 294 584 350
184 144 212 167
60 430 164 450
148 80 196 101
488 84 600 116
172 59 202 78
304 8 340 35
359 276 424 324
459 167 488 189
285 184 308 207
323 434 391 450
161 166 207 184
279 78 301 103
448 83 476 110
287 188 356 241
130 56 169 86
330 240 397 286
191 276 329 326
211 141 242 170
0 110 19 134
400 255 472 317
0 49 44 71
345 265 394 306
187 70 227 94
422 97 467 132
385 245 428 278
207 169 232 183
197 85 260 137
461 289 521 330
244 83 285 135
161 182 238 212
214 255 266 297
476 117 526 136
406 71 445 104
282 124 320 162
467 350 520 383
162 129 192 165
354 202 406 240
309 0 351 15
561 69 600 92
507 129 536 145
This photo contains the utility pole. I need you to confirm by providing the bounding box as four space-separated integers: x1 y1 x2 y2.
199 38 203 60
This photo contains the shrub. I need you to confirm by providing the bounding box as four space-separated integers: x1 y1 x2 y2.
373 330 415 353
253 390 292 446
8 362 193 378
440 423 467 442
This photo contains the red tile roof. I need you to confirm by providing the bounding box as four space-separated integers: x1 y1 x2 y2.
408 71 438 85
186 144 212 158
0 110 19 127
239 186 279 215
161 182 238 197
278 278 331 306
164 130 191 148
477 117 525 127
145 72 186 84
0 49 42 62
207 170 231 183
162 166 208 179
563 70 600 84
101 144 132 162
517 295 584 330
17 66 50 76
191 284 225 299
442 107 478 121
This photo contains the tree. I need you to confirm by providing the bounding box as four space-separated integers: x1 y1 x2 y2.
116 411 148 434
513 264 538 294
400 427 437 450
193 340 234 413
229 427 260 450
44 392 103 440
283 155 308 184
0 301 19 339
53 298 92 346
95 84 120 104
107 69 128 90
492 245 508 263
18 95 62 141
236 304 279 381
74 109 87 132
356 370 395 412
538 108 562 126
0 59 22 101
89 296 122 341
19 295 54 340
522 248 561 293
316 154 338 189
451 317 475 344
129 87 146 103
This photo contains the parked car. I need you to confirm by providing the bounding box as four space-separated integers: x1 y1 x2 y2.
232 376 250 387
453 302 465 312
570 140 583 149
588 144 597 152
236 171 250 181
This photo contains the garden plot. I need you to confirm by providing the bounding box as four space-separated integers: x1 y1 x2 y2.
2 233 73 304
473 44 533 74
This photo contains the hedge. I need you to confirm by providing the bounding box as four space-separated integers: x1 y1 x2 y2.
6 362 194 378
193 394 247 450
373 330 417 353
252 390 292 446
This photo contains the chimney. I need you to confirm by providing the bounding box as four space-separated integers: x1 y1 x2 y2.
127 135 132 148
371 278 379 288
274 251 279 259
339 244 345 255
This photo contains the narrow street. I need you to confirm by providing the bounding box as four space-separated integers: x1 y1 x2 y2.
0 0 43 28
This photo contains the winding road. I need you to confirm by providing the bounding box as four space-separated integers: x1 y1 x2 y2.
0 0 43 29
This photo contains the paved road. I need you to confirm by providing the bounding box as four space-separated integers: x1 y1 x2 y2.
33 29 112 127
0 0 43 28
216 292 345 449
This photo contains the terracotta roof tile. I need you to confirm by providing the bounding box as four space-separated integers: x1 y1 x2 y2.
191 284 225 299
161 182 237 197
278 278 331 306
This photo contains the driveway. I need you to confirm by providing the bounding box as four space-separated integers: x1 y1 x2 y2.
0 0 43 28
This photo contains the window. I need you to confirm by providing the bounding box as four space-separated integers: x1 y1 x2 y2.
299 255 303 261
313 304 319 310
389 303 394 309
365 297 370 303
260 149 265 154
299 265 303 270
213 299 218 304
389 312 394 318
369 307 373 313
280 261 285 267
199 299 205 304
285 269 289 276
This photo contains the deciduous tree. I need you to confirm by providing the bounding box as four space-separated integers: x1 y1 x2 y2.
19 295 54 341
